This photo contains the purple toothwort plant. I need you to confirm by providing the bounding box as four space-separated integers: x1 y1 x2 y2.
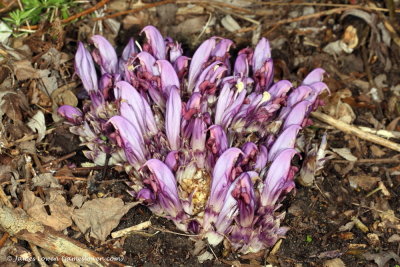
59 26 329 254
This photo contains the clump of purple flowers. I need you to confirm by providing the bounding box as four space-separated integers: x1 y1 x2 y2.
59 25 328 253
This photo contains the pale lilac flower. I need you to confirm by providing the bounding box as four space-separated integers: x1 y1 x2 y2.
61 26 328 254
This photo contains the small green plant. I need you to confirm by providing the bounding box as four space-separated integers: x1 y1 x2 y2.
2 0 76 29
305 235 313 242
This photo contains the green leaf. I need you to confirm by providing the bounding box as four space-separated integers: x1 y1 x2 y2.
305 235 312 243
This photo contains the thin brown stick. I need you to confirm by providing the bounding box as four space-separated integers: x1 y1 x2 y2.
0 0 17 13
0 232 9 249
5 128 55 148
311 111 400 152
42 152 76 168
0 206 125 267
265 7 351 35
19 0 110 30
248 1 400 13
53 176 87 181
332 157 400 164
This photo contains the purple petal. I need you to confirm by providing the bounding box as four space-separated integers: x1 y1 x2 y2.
141 25 166 60
168 41 183 63
90 35 118 74
252 37 271 72
75 42 98 92
211 38 234 58
115 81 158 135
207 125 228 155
165 151 179 171
214 83 233 125
204 148 243 230
302 68 325 85
282 101 312 130
119 38 137 73
166 87 182 150
191 118 207 152
173 56 190 79
234 53 249 76
134 51 159 75
143 159 185 221
254 145 268 171
267 80 292 99
106 116 147 166
232 173 255 227
268 124 301 162
58 105 83 124
261 148 297 206
188 38 216 91
156 59 180 95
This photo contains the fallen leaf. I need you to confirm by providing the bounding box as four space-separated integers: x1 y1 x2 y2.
27 110 46 142
348 175 380 191
72 198 139 241
31 173 61 188
331 148 357 161
323 258 346 267
221 15 241 33
369 145 386 157
387 234 400 243
13 60 40 81
51 86 78 107
363 251 400 267
172 16 208 35
22 189 73 231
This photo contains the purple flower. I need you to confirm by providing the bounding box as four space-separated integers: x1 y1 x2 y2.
141 25 166 60
188 38 216 91
90 35 118 74
261 148 298 207
165 87 182 150
58 105 83 124
65 26 329 254
75 42 98 92
142 159 188 231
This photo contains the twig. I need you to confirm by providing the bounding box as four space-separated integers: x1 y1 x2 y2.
311 111 400 152
4 128 55 148
111 221 151 238
150 226 199 237
29 243 48 267
0 206 125 267
0 0 17 13
248 1 400 13
54 176 87 181
42 152 76 168
0 232 9 249
332 157 400 164
265 7 351 35
358 126 400 139
19 0 110 30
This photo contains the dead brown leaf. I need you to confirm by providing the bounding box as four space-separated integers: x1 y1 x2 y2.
13 60 40 81
72 198 139 241
348 175 380 191
22 189 73 231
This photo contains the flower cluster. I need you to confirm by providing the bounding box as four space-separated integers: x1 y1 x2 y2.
59 26 328 253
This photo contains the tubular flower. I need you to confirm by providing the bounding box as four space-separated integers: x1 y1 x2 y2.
59 26 329 254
